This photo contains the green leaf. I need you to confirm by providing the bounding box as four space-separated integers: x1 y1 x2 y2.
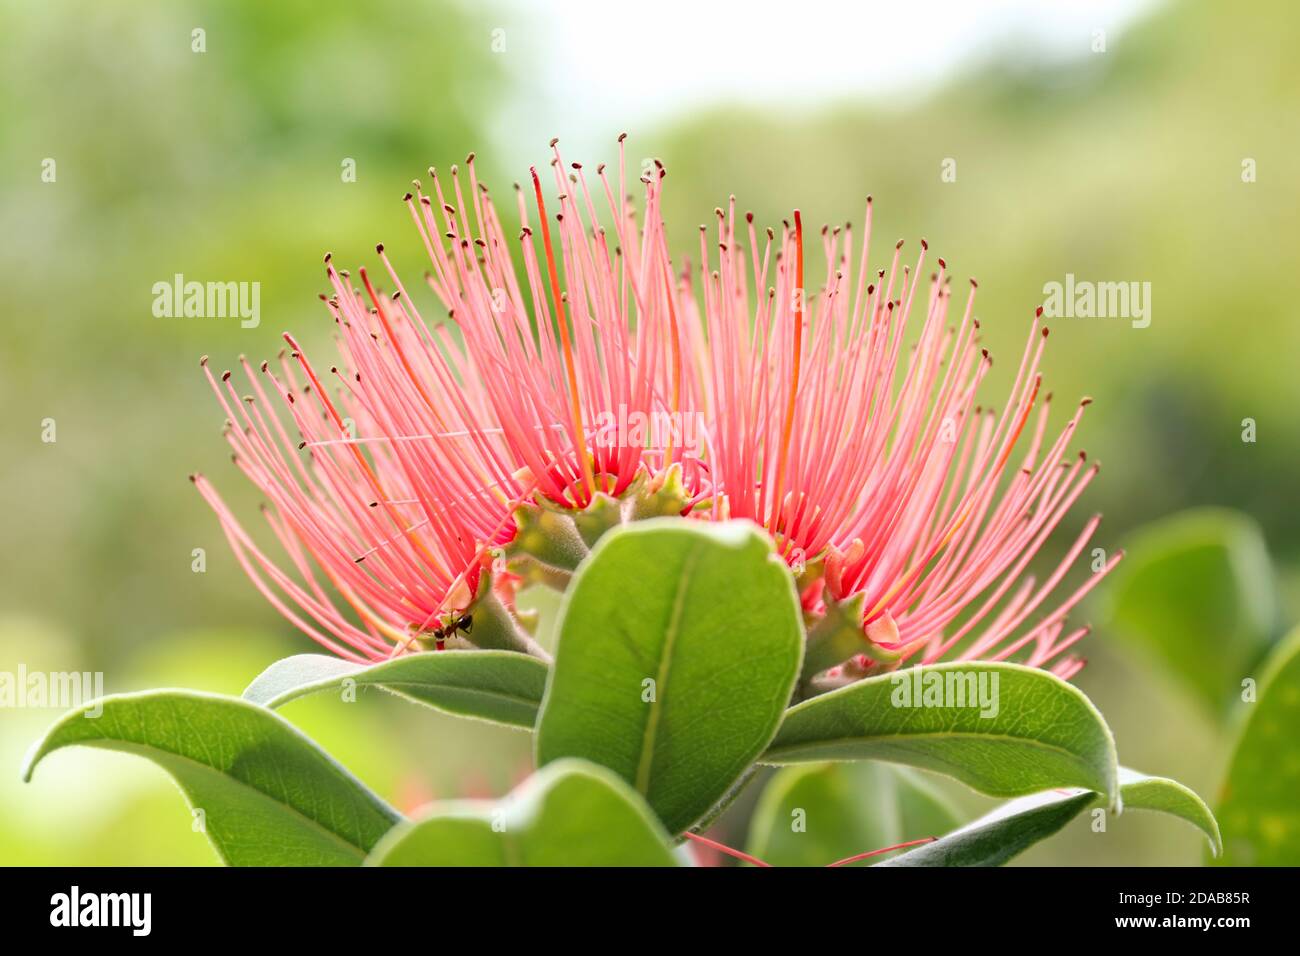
23 690 401 866
1214 625 1300 865
367 759 677 866
880 791 1094 867
1118 768 1221 855
746 763 963 867
1103 507 1277 715
535 519 803 834
763 662 1119 803
880 768 1220 866
243 650 548 729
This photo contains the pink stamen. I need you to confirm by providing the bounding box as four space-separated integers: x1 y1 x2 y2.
826 836 937 867
681 832 772 868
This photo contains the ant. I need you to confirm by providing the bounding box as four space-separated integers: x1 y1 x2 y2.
430 612 473 650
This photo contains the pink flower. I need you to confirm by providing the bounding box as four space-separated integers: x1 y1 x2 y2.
193 144 693 661
191 335 517 662
195 139 1116 680
190 225 545 662
410 146 705 509
673 203 1120 682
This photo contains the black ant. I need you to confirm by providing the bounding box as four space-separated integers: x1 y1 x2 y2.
430 612 473 650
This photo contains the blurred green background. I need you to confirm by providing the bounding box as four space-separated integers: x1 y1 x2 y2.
2 0 1297 865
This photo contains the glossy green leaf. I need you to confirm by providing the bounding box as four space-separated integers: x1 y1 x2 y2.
880 791 1093 867
243 650 548 729
367 759 677 866
764 662 1119 803
23 690 401 866
746 763 963 866
1103 507 1277 714
880 768 1219 866
535 519 803 834
1214 626 1300 865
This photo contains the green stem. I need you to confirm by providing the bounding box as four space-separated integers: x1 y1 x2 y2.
686 765 762 836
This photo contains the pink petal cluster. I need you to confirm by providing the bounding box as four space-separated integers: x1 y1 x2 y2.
195 140 1117 677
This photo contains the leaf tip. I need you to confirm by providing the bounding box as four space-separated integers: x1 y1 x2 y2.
19 740 43 783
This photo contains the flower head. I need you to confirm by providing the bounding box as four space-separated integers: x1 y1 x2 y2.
195 139 1116 681
190 336 515 662
192 143 692 661
408 147 705 509
665 199 1121 683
